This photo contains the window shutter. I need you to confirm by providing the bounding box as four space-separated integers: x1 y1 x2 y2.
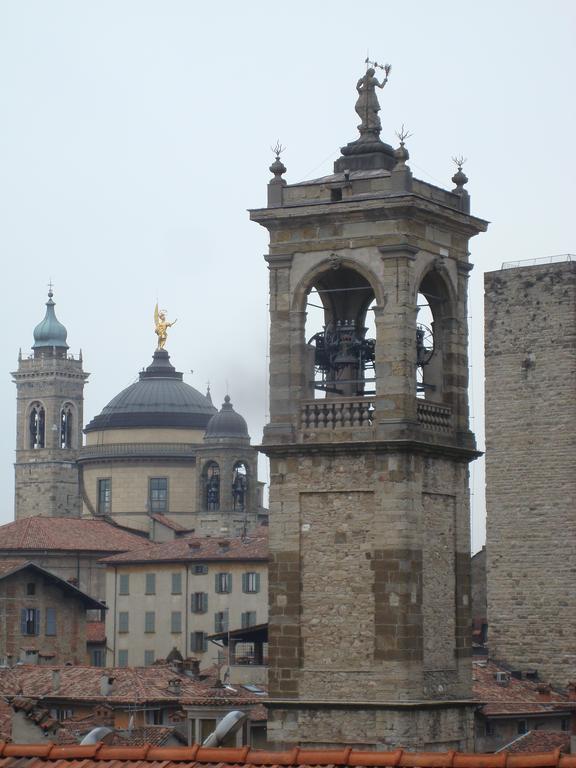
241 612 247 629
227 573 232 593
215 573 219 593
202 592 208 612
20 608 27 635
46 607 56 636
255 573 261 593
242 573 247 593
34 609 40 635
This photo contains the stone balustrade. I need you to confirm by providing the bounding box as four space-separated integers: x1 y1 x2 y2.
416 400 452 431
301 398 374 429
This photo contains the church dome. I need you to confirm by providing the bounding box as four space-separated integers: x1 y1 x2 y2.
32 290 69 351
84 349 216 432
204 395 250 442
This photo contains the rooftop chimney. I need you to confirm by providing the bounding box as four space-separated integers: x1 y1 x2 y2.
100 674 115 697
537 683 552 701
167 678 182 695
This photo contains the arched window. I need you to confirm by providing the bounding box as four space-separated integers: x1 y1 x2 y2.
29 403 45 449
205 462 220 511
232 462 248 511
60 404 73 448
416 269 452 401
305 265 376 399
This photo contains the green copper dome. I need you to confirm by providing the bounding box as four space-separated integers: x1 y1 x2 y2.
33 290 69 351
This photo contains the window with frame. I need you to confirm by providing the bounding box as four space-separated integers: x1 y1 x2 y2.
91 649 105 667
171 611 182 633
144 611 156 633
118 649 129 667
97 479 112 515
118 611 129 633
190 631 207 653
214 610 229 633
171 572 182 594
20 608 40 636
145 709 163 725
144 650 155 666
60 405 73 449
241 611 257 629
118 573 130 595
145 573 156 595
26 583 36 596
29 403 45 449
517 720 528 735
45 607 57 636
149 477 168 513
242 572 260 594
193 564 208 575
215 572 232 594
191 592 208 613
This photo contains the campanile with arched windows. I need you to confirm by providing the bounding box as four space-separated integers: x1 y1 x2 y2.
12 290 88 519
251 71 488 749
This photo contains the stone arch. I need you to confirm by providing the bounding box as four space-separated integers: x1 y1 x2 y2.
232 460 248 512
28 401 46 449
203 460 220 511
60 401 75 449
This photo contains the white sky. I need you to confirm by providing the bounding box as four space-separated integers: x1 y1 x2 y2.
0 1 574 552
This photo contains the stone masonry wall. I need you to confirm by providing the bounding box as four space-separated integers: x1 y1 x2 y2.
485 261 576 685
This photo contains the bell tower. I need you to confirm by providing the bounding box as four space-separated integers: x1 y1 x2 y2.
251 68 488 750
13 289 88 519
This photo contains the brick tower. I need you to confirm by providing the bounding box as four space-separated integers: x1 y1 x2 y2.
251 70 487 749
13 290 88 519
485 258 576 686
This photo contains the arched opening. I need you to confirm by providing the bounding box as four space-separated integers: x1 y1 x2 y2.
29 403 45 449
416 269 452 401
60 404 73 448
204 462 220 511
304 265 376 399
232 462 248 512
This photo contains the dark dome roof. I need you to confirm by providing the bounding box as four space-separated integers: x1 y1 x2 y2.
33 291 68 351
84 349 216 432
204 396 250 441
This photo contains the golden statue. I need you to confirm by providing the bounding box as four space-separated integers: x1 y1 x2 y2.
154 303 177 350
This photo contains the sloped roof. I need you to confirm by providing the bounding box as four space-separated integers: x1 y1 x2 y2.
0 666 262 707
0 517 148 553
101 533 268 565
0 561 105 609
0 744 574 768
473 661 573 716
499 731 571 754
150 514 194 532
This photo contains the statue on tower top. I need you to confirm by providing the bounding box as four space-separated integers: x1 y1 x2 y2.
355 59 391 138
154 303 177 350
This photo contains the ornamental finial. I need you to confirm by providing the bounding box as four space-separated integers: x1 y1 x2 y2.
154 303 177 350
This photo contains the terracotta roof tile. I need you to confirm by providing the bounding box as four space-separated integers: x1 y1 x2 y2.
0 666 262 706
150 514 194 532
473 661 573 716
0 517 148 553
500 732 572 754
0 559 29 578
0 744 575 768
101 533 268 565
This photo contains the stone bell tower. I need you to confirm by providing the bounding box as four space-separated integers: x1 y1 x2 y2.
13 290 88 519
251 67 488 750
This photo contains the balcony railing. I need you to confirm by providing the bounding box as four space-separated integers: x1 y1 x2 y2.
416 400 452 431
301 398 374 429
79 443 197 460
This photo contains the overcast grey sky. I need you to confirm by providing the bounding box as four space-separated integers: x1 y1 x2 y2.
0 1 574 551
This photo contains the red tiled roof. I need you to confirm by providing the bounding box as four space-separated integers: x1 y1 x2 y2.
150 514 193 532
0 561 105 609
86 622 106 643
0 517 148 553
0 666 262 706
473 661 573 716
500 731 572 754
101 533 268 565
0 744 574 768
0 559 28 578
